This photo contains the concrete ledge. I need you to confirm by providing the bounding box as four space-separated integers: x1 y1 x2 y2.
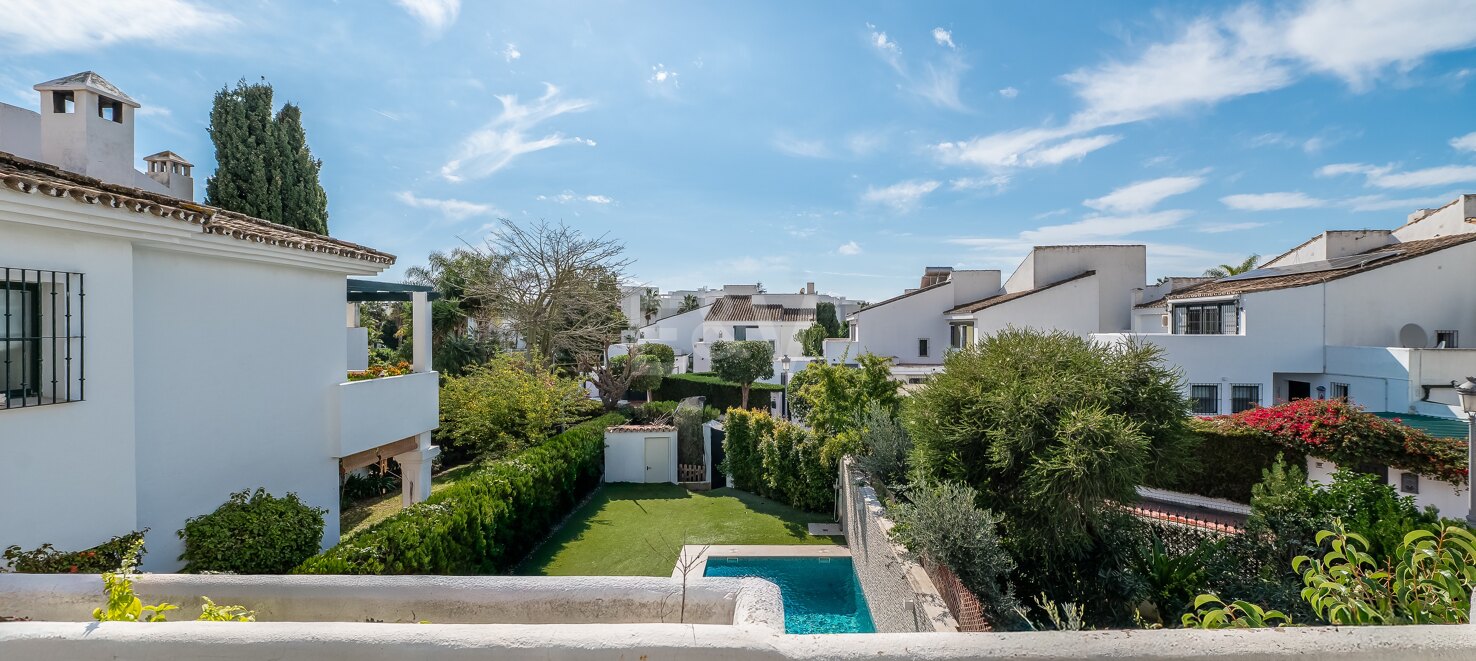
4 621 1476 660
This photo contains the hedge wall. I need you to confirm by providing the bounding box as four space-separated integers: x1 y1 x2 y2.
1143 417 1304 503
721 408 837 512
295 413 626 574
651 372 782 411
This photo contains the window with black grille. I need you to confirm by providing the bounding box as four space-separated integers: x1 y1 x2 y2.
1190 384 1219 415
3 268 84 410
1230 384 1261 413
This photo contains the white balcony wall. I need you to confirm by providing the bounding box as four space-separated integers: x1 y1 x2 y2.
346 327 369 372
337 370 439 459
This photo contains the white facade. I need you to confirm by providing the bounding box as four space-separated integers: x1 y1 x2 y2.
0 73 437 570
603 427 678 483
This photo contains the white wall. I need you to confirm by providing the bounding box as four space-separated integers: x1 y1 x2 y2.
0 221 139 554
1307 457 1469 520
1322 240 1476 349
131 247 346 570
1392 195 1476 242
604 430 677 483
638 305 711 355
849 283 957 366
0 102 41 160
968 273 1100 337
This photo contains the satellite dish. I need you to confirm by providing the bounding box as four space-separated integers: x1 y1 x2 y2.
1398 323 1429 349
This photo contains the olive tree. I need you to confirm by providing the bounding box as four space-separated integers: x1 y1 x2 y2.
710 340 774 408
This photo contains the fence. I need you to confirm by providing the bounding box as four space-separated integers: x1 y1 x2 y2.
678 463 704 482
919 556 990 632
1122 500 1244 534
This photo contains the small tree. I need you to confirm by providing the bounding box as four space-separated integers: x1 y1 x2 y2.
633 343 675 401
586 351 660 410
710 340 774 408
794 323 828 357
640 288 661 325
677 294 701 314
816 302 842 337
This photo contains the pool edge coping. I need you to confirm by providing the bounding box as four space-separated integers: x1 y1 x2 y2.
675 544 853 580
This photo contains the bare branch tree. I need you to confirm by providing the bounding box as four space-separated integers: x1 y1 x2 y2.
583 348 659 410
646 533 709 624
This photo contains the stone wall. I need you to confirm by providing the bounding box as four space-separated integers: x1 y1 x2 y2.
839 458 957 632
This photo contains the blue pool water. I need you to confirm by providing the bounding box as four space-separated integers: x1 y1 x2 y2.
703 556 876 634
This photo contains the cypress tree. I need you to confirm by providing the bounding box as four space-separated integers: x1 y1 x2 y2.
204 78 330 234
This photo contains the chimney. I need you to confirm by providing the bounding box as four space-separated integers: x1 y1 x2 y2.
920 266 953 288
35 72 139 184
805 281 815 294
143 151 195 200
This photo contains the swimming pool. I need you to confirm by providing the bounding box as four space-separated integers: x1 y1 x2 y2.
703 556 876 634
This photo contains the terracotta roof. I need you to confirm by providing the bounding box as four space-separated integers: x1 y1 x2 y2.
705 295 815 322
1134 277 1217 309
848 279 951 318
1165 233 1476 301
0 151 394 265
34 71 139 107
606 424 676 432
946 271 1095 314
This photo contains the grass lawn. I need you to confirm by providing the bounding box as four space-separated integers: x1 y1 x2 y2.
338 463 479 539
519 483 842 576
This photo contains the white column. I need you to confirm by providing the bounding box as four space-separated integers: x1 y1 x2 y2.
345 301 360 328
395 433 439 507
411 291 431 373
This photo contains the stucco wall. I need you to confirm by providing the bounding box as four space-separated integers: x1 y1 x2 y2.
850 283 955 366
1307 456 1469 520
605 430 678 483
0 220 139 554
969 273 1100 337
131 246 346 571
839 459 956 633
1322 240 1476 349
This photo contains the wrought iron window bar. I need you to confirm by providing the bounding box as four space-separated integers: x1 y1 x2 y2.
3 268 84 410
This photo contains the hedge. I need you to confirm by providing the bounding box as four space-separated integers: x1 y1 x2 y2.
295 413 626 574
1144 417 1303 503
651 372 782 411
721 408 837 512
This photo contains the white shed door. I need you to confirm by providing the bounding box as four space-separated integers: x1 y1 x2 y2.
644 437 668 483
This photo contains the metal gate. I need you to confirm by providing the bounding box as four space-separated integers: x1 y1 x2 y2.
709 427 727 489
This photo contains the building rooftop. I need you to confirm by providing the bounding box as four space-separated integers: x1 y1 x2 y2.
34 71 139 107
705 295 815 323
946 270 1096 314
606 424 677 432
0 150 394 265
1372 412 1468 440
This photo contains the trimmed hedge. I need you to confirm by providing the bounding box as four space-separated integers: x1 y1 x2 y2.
1144 417 1305 503
651 372 782 411
296 413 626 574
722 408 837 512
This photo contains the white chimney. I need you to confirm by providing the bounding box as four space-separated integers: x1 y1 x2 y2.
35 72 139 184
143 151 195 200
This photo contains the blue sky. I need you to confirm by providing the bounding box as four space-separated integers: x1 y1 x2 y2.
4 1 1476 301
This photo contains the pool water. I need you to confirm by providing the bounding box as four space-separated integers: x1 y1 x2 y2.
703 556 876 634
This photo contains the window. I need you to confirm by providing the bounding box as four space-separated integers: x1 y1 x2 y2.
1436 330 1459 348
1331 382 1349 400
1190 384 1219 415
732 325 758 341
98 97 123 123
3 268 85 410
1230 384 1260 413
949 322 975 349
1173 302 1239 335
1401 472 1419 494
918 338 929 357
51 91 75 114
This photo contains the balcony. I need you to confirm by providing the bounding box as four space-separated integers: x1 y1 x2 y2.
336 370 439 459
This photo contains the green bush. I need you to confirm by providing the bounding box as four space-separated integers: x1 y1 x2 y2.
721 408 835 512
651 372 781 411
892 480 1019 625
853 402 912 489
3 530 148 574
437 354 591 459
178 489 326 574
1144 418 1302 503
296 413 626 574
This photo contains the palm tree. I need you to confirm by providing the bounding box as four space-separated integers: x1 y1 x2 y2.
640 288 661 325
677 294 701 314
1204 254 1260 278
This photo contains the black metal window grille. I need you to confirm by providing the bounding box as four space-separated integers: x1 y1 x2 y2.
1231 384 1261 413
1190 384 1219 415
3 268 84 410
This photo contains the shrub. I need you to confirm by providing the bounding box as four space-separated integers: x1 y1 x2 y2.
790 354 899 437
296 413 625 574
635 343 676 373
853 403 912 489
721 408 835 512
178 489 326 574
891 480 1019 625
1144 417 1302 503
1225 398 1467 485
347 360 411 381
3 530 147 574
437 354 591 459
651 372 781 411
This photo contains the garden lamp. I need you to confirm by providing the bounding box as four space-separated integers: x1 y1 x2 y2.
1456 377 1476 415
1456 376 1476 528
781 354 792 373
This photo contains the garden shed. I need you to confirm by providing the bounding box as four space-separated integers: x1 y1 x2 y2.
604 425 679 483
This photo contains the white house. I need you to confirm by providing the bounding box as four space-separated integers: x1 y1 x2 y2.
0 72 439 571
1095 196 1476 518
827 245 1148 382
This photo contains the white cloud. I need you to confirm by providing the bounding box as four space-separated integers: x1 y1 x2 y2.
650 63 679 86
845 132 886 156
1451 131 1476 152
395 191 499 220
862 180 940 212
1281 0 1476 89
1021 210 1191 243
1026 135 1124 166
772 134 829 158
440 83 593 181
934 128 1120 169
1198 221 1268 233
998 87 1019 99
1085 176 1205 214
1344 193 1454 212
0 0 235 53
950 175 1011 192
932 27 956 49
1320 162 1476 189
395 0 460 33
866 23 903 72
502 43 522 62
1220 191 1327 210
837 241 863 256
537 190 614 205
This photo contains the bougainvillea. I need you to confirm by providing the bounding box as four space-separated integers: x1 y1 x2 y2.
1216 398 1467 486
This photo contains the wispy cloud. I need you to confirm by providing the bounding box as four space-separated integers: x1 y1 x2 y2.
537 190 614 205
1198 221 1268 233
861 179 940 212
1085 176 1205 214
0 0 235 53
837 241 863 256
502 43 522 62
1021 210 1191 243
950 175 1011 192
998 87 1019 99
1319 162 1476 189
1345 193 1456 212
440 83 593 181
865 23 903 72
395 191 500 220
932 27 956 49
649 63 679 86
772 133 829 158
934 128 1121 169
395 0 460 33
1221 191 1327 210
866 22 969 110
1450 131 1476 152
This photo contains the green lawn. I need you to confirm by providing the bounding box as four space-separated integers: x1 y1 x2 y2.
518 483 842 576
338 463 479 539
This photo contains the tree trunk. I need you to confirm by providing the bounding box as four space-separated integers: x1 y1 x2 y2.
740 383 750 409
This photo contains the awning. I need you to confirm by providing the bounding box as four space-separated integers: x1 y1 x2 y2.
347 279 443 302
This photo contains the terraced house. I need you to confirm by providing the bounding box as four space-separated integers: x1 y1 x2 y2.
0 72 439 570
